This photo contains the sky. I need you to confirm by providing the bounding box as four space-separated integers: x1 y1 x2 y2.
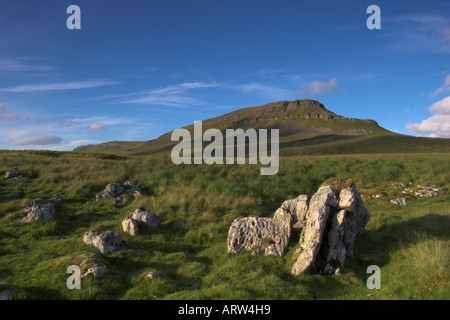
0 0 449 150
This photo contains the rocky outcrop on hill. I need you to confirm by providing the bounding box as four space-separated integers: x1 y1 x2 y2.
227 178 370 276
83 230 127 254
96 181 143 201
4 171 23 180
17 195 62 223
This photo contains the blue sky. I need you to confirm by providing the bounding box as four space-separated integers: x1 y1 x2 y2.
1 0 449 150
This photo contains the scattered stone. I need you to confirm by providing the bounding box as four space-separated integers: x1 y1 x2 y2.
124 181 143 197
82 265 108 279
83 230 127 254
391 182 406 188
390 197 408 206
4 171 23 180
227 215 292 257
96 181 143 201
17 195 62 223
130 208 159 227
274 194 309 228
147 271 160 279
122 217 139 236
291 179 370 276
0 290 12 300
415 185 439 198
75 253 108 279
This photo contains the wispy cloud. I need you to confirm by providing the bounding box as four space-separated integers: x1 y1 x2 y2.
406 96 450 137
0 103 20 121
88 123 109 131
1 79 120 93
430 74 450 97
297 78 342 96
0 57 56 72
117 81 218 107
385 14 450 53
58 119 83 127
10 135 63 145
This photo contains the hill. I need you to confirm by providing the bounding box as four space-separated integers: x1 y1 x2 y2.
74 99 450 156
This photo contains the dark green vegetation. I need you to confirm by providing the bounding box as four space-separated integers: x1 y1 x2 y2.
75 100 450 156
0 150 448 299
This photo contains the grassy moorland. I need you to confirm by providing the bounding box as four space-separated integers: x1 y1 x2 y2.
0 150 448 300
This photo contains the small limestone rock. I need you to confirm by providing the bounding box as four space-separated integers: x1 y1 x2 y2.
122 217 139 236
4 171 23 180
82 265 108 279
96 181 143 201
147 271 160 279
131 208 159 227
0 290 12 300
83 230 127 254
123 181 143 197
16 195 62 223
390 197 408 206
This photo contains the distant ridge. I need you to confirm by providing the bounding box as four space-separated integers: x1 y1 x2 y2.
74 99 450 156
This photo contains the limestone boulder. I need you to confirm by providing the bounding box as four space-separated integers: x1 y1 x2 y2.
17 195 62 223
274 194 309 228
122 217 139 236
291 186 337 275
291 180 370 276
131 208 159 227
227 215 292 257
83 230 127 254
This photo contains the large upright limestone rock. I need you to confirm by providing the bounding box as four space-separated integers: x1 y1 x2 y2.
227 215 292 257
83 230 127 254
324 185 370 274
291 186 337 275
291 180 370 275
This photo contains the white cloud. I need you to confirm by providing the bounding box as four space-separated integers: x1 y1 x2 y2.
297 78 342 96
10 135 63 145
0 103 19 120
1 79 119 93
406 96 450 137
88 124 109 131
429 74 450 97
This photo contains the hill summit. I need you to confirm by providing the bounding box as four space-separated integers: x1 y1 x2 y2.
74 99 450 156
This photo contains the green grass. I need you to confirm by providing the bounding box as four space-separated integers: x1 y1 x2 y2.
0 151 449 300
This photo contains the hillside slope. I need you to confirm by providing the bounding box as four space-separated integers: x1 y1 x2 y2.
74 99 450 156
